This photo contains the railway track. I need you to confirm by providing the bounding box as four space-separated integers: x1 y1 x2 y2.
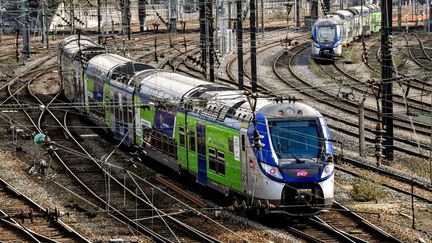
275 43 430 159
225 40 432 199
323 62 431 116
221 38 424 241
364 38 432 93
21 65 233 241
315 202 402 242
31 92 223 241
403 34 432 71
412 33 432 62
316 63 431 153
1 58 151 240
0 50 217 242
277 201 402 242
0 177 89 242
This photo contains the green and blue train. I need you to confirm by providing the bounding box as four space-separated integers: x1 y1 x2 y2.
59 36 335 215
312 4 381 59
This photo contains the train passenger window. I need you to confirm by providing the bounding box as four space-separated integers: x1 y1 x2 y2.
179 127 185 147
228 138 234 154
128 107 133 123
217 151 224 160
209 147 216 157
241 135 245 151
209 148 225 175
209 147 217 172
217 151 225 175
188 130 196 152
109 98 115 114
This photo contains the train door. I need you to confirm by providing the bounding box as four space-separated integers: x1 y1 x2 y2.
196 124 207 185
123 95 130 145
72 63 79 103
78 69 84 105
240 128 249 194
114 92 121 140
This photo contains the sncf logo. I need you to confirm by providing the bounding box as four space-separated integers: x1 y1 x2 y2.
296 170 309 177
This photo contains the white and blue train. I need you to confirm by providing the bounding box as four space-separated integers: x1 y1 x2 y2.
312 4 381 59
59 36 335 216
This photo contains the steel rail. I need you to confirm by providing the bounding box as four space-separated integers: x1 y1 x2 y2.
403 34 432 71
0 176 90 242
30 83 222 242
273 44 430 159
413 33 432 62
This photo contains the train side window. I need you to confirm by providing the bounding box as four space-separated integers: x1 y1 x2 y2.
110 98 115 114
209 147 217 172
188 130 196 152
217 151 225 175
228 138 234 154
179 126 185 147
241 135 245 151
128 106 133 123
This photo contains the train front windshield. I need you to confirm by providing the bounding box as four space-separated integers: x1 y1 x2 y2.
316 26 336 43
269 120 321 160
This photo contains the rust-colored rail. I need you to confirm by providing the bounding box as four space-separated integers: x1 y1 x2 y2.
155 175 208 208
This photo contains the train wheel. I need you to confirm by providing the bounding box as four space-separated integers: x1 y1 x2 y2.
232 200 239 212
240 200 247 215
264 200 270 215
255 200 262 216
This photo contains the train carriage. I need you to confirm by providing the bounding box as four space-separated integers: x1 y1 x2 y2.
367 4 381 33
349 6 371 36
312 5 381 60
59 36 105 104
311 16 343 59
59 36 335 216
333 10 355 44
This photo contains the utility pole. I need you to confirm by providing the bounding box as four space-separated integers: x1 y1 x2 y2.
0 0 3 44
429 0 432 31
323 0 330 13
228 0 232 29
199 0 207 73
311 0 318 24
295 0 300 28
105 0 108 34
398 0 402 27
42 0 48 49
236 0 244 90
120 0 131 40
250 0 257 92
208 2 215 82
126 0 131 40
261 0 264 35
97 0 101 43
70 0 75 34
381 0 394 162
138 0 146 32
20 0 30 60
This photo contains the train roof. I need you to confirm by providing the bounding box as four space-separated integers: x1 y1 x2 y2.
88 53 153 83
135 70 219 102
349 6 370 15
314 15 343 26
366 4 380 12
59 35 105 59
332 10 354 20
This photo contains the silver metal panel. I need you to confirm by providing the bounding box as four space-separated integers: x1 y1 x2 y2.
88 53 132 72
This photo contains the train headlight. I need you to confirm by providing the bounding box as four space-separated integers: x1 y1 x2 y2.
260 162 283 180
321 163 334 179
